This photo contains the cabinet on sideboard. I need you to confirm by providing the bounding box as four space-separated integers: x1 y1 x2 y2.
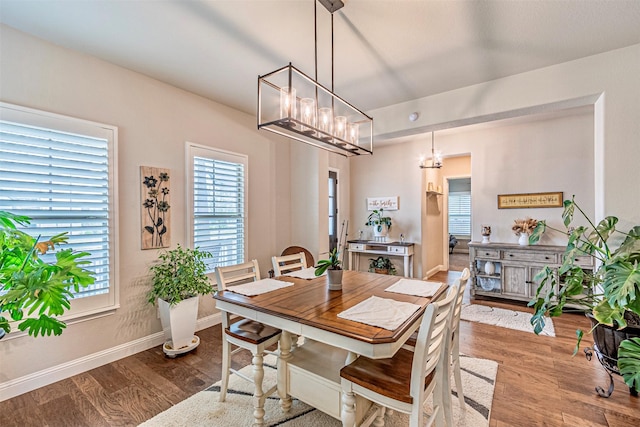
469 242 594 303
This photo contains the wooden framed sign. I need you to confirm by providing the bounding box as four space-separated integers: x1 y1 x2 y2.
497 192 563 209
367 196 399 211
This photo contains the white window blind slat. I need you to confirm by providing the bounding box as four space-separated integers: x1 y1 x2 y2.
192 152 246 272
0 119 112 296
448 191 471 236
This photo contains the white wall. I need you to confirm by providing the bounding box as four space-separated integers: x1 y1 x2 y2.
369 44 640 235
0 25 292 390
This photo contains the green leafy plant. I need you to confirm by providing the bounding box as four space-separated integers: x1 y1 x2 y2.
528 196 640 389
368 256 397 275
314 248 342 276
365 209 392 232
0 211 95 337
147 244 213 306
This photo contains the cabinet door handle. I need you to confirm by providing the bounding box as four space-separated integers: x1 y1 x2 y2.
525 281 533 284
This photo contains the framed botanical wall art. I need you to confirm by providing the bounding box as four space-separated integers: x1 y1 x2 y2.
497 191 563 209
141 166 171 249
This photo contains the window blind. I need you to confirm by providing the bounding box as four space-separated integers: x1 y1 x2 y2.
193 155 245 272
0 121 111 298
448 191 471 236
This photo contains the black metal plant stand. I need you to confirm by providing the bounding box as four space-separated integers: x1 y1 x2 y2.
585 344 639 398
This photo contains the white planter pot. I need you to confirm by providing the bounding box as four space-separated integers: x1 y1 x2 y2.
327 269 343 291
372 224 388 238
158 296 200 356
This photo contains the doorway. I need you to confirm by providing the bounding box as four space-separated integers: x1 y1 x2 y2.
447 177 471 271
329 170 338 252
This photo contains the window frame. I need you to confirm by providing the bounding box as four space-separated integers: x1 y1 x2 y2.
185 142 248 273
0 102 119 335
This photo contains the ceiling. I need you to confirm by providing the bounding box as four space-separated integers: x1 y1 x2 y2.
1 0 640 124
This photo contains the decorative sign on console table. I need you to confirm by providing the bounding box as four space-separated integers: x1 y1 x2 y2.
347 240 414 278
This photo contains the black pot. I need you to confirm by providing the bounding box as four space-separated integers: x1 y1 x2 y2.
585 312 640 397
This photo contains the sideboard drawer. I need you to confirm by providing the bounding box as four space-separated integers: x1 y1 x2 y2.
565 255 594 268
388 246 407 254
503 250 556 263
349 243 365 251
475 249 500 259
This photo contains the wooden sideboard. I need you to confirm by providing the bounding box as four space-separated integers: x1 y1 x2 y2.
469 242 595 303
347 240 414 278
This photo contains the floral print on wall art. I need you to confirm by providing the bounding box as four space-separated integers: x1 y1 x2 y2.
140 166 171 249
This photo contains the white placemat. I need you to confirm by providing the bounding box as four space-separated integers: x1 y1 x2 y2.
337 295 421 330
282 267 326 279
384 278 443 297
227 278 294 296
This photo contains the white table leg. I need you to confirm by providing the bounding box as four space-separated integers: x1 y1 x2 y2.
277 331 293 413
252 352 265 426
404 255 410 278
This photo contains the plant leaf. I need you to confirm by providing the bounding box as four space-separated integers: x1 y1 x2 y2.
144 226 154 234
618 337 640 391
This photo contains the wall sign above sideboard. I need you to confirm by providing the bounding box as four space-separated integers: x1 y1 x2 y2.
367 196 399 211
497 192 563 209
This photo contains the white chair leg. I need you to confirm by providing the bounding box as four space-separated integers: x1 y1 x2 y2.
452 337 465 409
372 406 386 427
341 389 357 427
252 351 266 426
219 337 231 402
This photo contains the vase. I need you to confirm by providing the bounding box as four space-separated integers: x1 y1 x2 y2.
518 233 529 246
327 269 343 291
484 261 496 275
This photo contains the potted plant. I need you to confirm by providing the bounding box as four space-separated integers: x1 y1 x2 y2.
368 256 397 275
315 248 343 290
528 197 640 396
147 244 213 357
0 211 95 339
365 209 392 238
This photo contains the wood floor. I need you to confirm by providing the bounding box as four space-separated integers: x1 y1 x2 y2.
1 270 639 426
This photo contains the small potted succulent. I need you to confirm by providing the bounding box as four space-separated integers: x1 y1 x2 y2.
315 248 343 291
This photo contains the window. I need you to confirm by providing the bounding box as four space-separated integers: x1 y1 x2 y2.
448 191 471 236
187 143 247 272
0 102 118 319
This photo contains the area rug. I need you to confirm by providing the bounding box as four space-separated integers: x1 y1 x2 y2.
461 304 555 337
140 354 497 427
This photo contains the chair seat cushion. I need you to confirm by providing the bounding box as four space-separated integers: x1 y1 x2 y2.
339 348 434 404
226 318 281 344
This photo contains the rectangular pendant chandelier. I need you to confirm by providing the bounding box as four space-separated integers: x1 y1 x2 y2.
258 63 373 157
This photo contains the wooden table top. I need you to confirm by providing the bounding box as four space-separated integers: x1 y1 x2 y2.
213 270 447 346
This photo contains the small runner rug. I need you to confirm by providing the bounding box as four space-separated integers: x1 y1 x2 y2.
461 304 555 337
140 354 497 427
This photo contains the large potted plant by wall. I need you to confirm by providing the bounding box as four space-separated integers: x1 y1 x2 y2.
528 197 640 397
0 211 95 339
365 209 392 239
315 248 343 291
147 244 212 357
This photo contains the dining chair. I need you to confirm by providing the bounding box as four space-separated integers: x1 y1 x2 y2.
215 259 282 410
450 268 470 408
271 251 308 276
280 245 315 269
340 283 459 427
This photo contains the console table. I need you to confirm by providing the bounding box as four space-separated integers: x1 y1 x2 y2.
347 240 414 278
469 242 594 303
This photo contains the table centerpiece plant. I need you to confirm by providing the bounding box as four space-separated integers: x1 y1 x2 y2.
315 248 343 290
528 196 640 395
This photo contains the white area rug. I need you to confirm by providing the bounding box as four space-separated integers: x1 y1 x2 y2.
140 354 497 427
461 304 556 337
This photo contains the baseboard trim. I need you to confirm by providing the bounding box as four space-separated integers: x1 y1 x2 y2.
423 265 445 279
0 312 221 402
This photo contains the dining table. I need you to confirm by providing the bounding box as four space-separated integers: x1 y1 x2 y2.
212 269 447 427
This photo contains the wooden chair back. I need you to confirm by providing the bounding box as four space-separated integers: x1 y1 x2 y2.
272 252 308 276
